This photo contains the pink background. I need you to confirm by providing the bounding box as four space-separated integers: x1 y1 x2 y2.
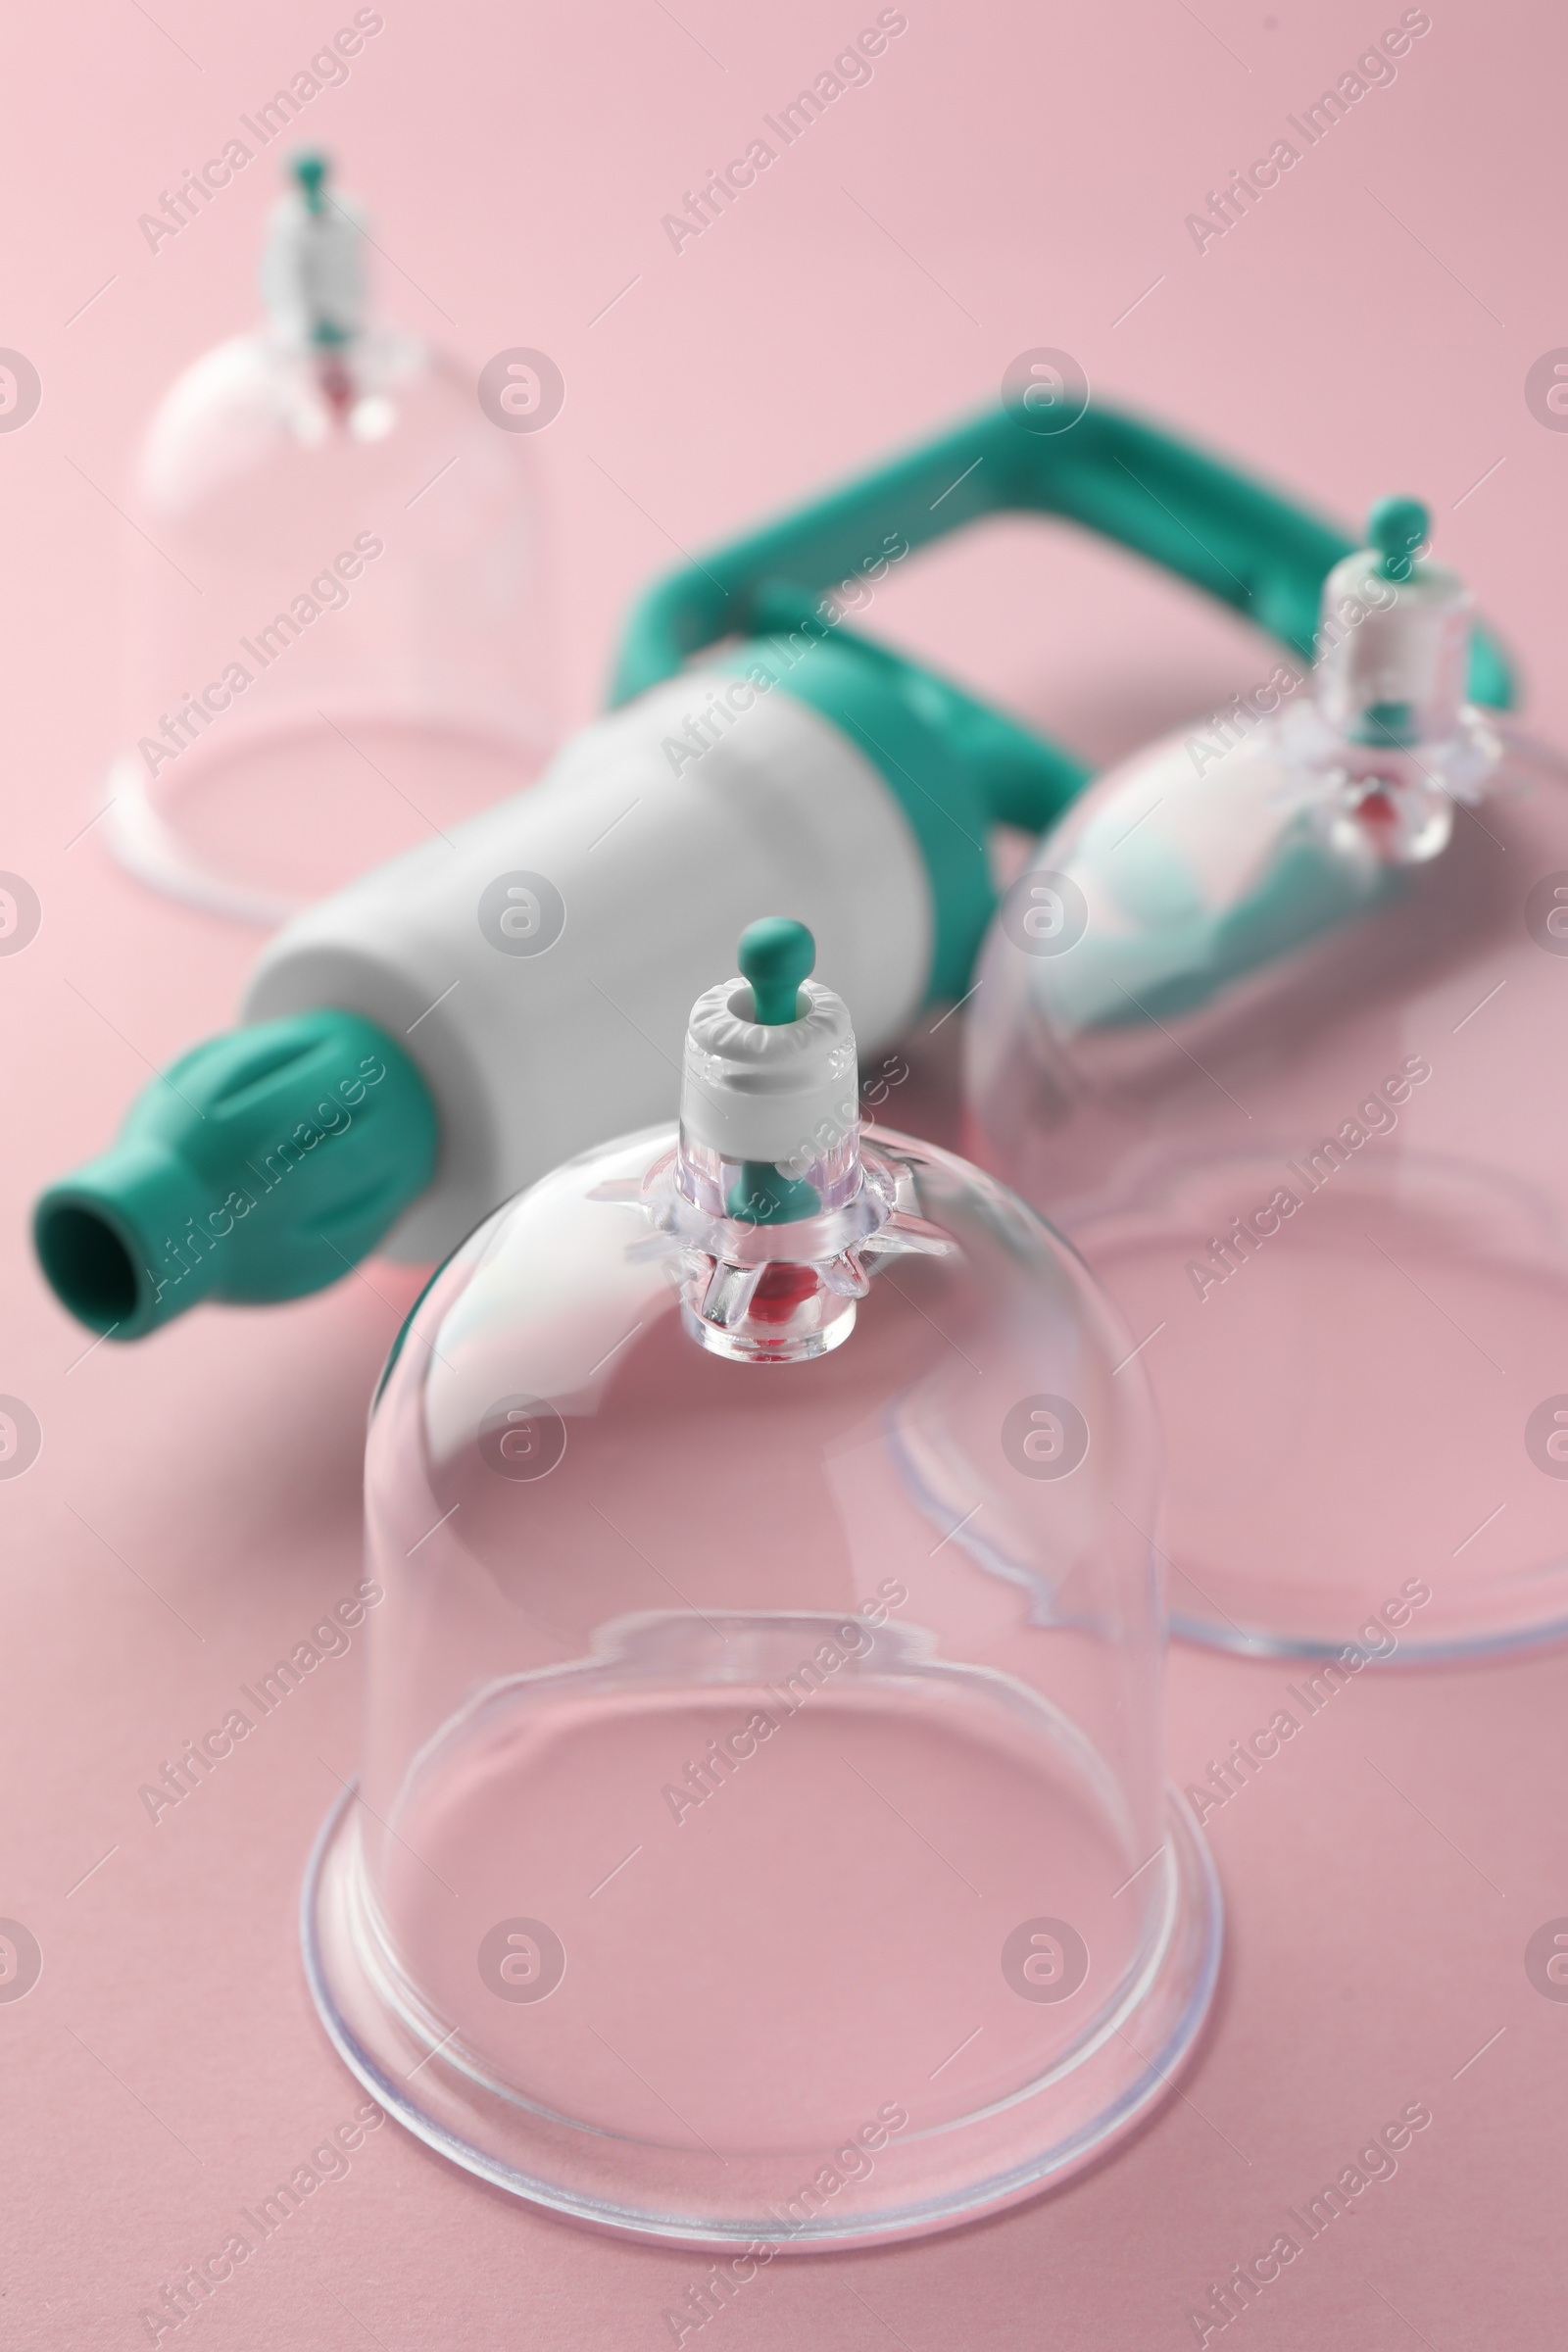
4 0 1566 2341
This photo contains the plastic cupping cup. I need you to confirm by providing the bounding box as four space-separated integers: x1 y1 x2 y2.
304 920 1220 2246
966 500 1568 1662
103 152 554 925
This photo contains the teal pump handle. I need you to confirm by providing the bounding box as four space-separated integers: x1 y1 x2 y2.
610 399 1515 726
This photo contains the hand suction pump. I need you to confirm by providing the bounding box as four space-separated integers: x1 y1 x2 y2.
35 403 1513 1338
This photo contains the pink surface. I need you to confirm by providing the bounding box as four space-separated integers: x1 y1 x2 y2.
3 0 1566 2342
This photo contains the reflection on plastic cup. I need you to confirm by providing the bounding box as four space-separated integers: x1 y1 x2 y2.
477 348 565 433
1001 348 1090 437
0 1920 42 2002
1525 1918 1568 2000
1524 1396 1568 1478
0 1398 42 1481
479 1395 568 1482
0 873 40 955
477 1917 566 2002
1002 1395 1090 1481
1001 1916 1089 2002
1000 868 1089 957
477 870 566 956
1524 871 1568 954
860 1052 909 1108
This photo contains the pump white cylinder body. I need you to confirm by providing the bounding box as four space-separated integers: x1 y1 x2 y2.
244 672 933 1261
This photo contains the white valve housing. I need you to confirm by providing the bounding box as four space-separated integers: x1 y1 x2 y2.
681 976 858 1164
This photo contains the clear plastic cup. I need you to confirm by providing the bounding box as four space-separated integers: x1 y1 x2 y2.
966 504 1568 1660
103 158 553 923
304 935 1219 2245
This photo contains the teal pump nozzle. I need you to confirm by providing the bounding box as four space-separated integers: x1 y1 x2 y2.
33 1010 437 1340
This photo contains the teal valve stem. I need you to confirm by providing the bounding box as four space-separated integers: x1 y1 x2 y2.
1368 495 1429 583
730 1160 821 1224
1357 699 1417 747
292 149 330 216
737 916 816 1024
726 919 823 1225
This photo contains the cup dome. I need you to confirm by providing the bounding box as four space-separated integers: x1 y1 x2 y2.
304 929 1219 2244
966 506 1568 1660
104 155 554 923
